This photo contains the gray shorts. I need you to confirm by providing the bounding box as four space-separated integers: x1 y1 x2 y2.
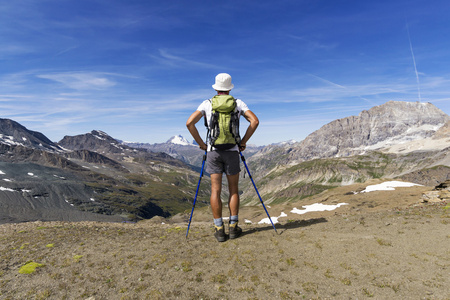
206 150 241 175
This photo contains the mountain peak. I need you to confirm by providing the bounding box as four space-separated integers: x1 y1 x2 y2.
58 130 126 153
167 135 192 146
90 130 116 142
0 118 62 152
271 100 450 163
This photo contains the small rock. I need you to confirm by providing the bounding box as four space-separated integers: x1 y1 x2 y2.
421 191 441 203
440 190 450 200
170 213 188 223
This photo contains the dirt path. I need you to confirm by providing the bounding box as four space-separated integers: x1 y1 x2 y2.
0 197 448 299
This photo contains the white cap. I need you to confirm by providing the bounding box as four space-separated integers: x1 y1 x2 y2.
212 73 234 91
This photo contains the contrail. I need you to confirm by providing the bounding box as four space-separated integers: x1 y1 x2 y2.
406 22 421 102
307 73 376 105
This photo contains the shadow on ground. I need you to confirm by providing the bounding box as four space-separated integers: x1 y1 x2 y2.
241 217 328 237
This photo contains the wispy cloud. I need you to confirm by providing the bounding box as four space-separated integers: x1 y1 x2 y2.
285 34 338 51
151 49 221 69
281 80 418 104
306 74 376 105
0 45 34 59
37 72 118 90
54 46 80 57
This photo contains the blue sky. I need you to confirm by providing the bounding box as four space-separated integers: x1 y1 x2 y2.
1 0 450 146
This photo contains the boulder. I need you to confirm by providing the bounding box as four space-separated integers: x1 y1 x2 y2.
435 179 450 191
422 191 442 203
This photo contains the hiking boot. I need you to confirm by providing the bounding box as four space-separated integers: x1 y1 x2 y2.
229 222 242 239
214 225 226 242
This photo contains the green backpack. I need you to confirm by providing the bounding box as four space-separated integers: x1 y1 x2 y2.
208 95 241 150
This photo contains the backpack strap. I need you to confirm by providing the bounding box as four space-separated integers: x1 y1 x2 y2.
230 108 241 146
205 99 220 147
203 106 209 128
209 111 220 146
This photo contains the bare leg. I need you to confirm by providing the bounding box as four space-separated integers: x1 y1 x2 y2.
227 173 240 216
210 173 223 219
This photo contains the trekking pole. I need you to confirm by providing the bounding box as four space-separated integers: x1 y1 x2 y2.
239 151 278 234
186 149 207 238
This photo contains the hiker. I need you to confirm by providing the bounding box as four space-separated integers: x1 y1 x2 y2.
186 73 259 242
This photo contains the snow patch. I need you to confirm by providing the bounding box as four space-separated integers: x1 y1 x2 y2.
352 122 448 154
0 134 14 140
269 139 297 146
64 199 74 206
258 212 287 225
360 181 422 193
291 203 348 215
0 134 26 147
93 134 106 141
0 187 15 192
110 142 123 149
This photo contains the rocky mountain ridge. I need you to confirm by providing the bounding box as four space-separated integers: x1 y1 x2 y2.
0 118 63 152
124 137 202 166
253 101 449 166
59 130 122 153
241 101 450 205
0 122 208 224
124 136 263 166
59 130 185 169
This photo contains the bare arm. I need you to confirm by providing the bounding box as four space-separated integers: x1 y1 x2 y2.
186 110 207 150
240 110 259 151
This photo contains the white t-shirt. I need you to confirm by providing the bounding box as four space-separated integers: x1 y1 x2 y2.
197 98 249 151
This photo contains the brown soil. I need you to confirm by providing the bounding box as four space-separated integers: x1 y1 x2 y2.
0 180 449 300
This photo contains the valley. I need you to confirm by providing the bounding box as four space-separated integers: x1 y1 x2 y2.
0 100 449 224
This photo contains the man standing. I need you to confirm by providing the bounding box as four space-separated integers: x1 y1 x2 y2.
186 73 259 242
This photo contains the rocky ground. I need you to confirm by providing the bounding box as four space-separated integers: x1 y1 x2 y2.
0 180 449 300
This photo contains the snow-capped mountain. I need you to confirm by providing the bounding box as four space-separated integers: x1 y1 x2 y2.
123 136 202 166
167 135 194 146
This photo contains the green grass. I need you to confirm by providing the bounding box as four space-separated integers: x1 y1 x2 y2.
19 262 44 274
